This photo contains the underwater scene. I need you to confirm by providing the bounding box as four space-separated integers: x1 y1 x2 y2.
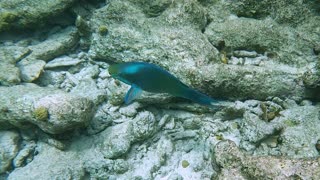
0 0 320 179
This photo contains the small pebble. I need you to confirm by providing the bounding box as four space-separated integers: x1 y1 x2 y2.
182 160 189 168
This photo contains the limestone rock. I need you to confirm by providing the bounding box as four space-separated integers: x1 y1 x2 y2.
0 83 94 134
204 17 316 67
0 0 76 31
45 56 82 69
0 46 30 86
98 121 134 159
88 0 318 101
28 27 79 61
8 143 85 180
0 62 21 86
0 131 20 173
97 111 159 159
215 140 320 179
1 0 320 179
18 58 46 82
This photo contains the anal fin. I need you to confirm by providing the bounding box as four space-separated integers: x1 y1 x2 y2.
124 85 143 104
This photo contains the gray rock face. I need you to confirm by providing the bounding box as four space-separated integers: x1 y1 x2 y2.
0 83 94 134
0 0 76 31
97 111 157 159
98 121 134 159
0 0 320 179
0 46 30 86
223 0 317 25
5 98 320 179
0 27 79 85
0 62 21 86
88 0 319 101
0 131 20 174
215 140 320 179
204 17 316 67
13 141 36 168
28 27 79 62
238 100 320 158
18 58 46 82
89 0 219 86
193 64 306 100
44 56 82 69
7 143 86 180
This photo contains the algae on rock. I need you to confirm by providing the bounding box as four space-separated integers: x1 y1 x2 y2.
215 140 320 179
0 131 20 174
0 83 94 134
0 0 76 32
0 46 30 86
88 0 318 101
1 0 320 179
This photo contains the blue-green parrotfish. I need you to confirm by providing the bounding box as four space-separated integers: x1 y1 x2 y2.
108 62 219 106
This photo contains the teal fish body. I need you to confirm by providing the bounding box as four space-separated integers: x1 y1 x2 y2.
108 62 218 105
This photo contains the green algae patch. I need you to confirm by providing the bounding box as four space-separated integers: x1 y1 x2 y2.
181 160 189 168
215 134 224 141
98 25 108 35
0 11 17 31
33 106 49 121
283 119 299 127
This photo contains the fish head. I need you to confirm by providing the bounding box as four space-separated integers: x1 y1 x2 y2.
108 62 141 85
108 63 121 77
109 62 141 76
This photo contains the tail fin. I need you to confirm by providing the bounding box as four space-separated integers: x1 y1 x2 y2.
181 87 219 106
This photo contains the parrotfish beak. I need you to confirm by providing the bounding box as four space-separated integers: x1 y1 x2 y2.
108 64 119 77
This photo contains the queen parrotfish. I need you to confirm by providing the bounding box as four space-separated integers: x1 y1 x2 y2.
108 62 219 106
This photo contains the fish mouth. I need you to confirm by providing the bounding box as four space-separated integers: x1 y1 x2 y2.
111 75 131 85
108 64 118 76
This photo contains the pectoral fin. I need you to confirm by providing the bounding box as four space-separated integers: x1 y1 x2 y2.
124 85 143 104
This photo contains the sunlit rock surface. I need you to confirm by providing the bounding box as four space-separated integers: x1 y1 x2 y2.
1 0 320 179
